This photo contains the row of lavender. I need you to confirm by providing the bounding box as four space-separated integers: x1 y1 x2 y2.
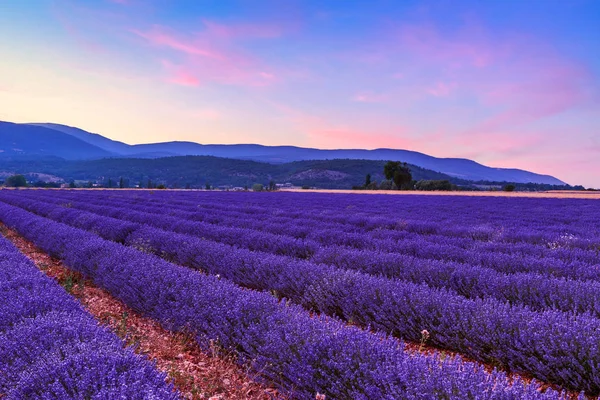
0 234 176 399
21 190 600 276
8 190 600 283
55 189 600 247
5 191 600 311
0 202 561 399
2 192 600 394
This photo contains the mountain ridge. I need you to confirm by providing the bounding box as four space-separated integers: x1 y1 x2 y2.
0 120 566 185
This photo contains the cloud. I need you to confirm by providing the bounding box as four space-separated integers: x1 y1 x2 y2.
132 21 284 87
351 92 388 103
162 60 201 87
426 81 458 97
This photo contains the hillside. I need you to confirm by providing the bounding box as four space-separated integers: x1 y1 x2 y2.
0 156 460 189
0 121 565 185
0 122 113 160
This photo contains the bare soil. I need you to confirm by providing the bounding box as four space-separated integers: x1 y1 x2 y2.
1 224 284 400
283 189 600 199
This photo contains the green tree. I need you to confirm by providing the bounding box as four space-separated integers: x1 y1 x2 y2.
205 182 211 190
384 161 412 190
119 177 125 189
268 180 277 191
69 180 77 188
252 183 264 192
365 174 371 187
5 174 27 187
503 184 516 192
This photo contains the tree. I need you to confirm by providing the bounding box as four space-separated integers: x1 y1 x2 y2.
268 180 277 191
365 174 371 187
383 161 412 189
107 178 114 188
147 179 153 189
252 183 263 192
69 180 77 189
503 184 516 192
119 177 125 189
5 175 27 187
205 182 211 190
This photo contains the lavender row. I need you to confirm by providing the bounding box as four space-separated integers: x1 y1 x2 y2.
0 203 562 400
0 235 177 399
10 194 600 317
9 191 598 282
4 197 600 394
39 190 600 252
59 190 600 247
26 190 600 268
5 192 319 258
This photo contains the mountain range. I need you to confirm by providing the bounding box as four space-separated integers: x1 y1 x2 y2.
0 121 565 185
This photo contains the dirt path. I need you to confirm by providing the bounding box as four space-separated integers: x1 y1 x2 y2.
0 224 284 400
282 189 600 199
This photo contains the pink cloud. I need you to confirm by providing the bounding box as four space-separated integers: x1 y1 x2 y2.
307 127 416 149
351 92 389 103
397 22 503 69
164 64 201 87
427 81 458 97
190 108 221 120
268 101 431 150
423 25 588 121
132 21 284 87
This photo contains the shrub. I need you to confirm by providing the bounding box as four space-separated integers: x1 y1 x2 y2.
5 175 27 187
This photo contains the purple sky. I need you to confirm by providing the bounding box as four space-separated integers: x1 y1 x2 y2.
1 0 598 186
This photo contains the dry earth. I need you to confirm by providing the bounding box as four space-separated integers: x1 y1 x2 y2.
1 224 284 400
283 189 600 199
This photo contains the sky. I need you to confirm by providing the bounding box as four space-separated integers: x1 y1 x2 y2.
0 0 598 187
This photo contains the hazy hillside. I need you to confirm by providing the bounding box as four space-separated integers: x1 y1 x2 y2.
3 121 566 185
0 122 112 160
28 123 130 155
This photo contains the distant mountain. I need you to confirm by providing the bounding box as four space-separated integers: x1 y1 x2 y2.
28 123 131 155
2 121 566 185
0 122 112 160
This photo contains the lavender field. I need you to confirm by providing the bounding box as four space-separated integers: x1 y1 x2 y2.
1 189 599 399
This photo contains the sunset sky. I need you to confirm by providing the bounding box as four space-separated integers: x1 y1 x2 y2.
0 0 598 187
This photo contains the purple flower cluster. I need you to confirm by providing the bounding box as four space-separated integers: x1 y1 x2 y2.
0 235 177 399
4 194 600 394
11 190 600 280
0 201 569 399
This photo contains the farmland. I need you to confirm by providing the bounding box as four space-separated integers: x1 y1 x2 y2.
1 189 599 399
